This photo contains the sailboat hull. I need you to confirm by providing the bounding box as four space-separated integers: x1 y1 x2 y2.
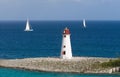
24 29 33 31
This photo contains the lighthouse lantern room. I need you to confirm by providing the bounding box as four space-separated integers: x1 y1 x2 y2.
60 27 72 59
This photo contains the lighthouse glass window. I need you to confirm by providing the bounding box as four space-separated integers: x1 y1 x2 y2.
63 45 66 48
64 35 66 37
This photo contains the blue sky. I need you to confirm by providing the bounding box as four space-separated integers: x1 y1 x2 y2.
0 0 120 20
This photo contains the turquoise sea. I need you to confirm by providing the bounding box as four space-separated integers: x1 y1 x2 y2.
0 68 120 77
0 21 120 76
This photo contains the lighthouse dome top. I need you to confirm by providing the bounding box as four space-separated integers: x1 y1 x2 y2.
63 27 70 34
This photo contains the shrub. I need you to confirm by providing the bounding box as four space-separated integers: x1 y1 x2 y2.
101 59 120 68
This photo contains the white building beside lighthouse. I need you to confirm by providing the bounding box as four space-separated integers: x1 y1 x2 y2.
60 27 72 59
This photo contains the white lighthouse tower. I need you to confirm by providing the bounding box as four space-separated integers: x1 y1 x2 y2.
60 27 72 59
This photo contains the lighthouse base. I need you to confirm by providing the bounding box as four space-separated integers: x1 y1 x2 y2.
60 56 72 59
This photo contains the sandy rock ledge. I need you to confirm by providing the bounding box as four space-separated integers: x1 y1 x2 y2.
0 57 114 73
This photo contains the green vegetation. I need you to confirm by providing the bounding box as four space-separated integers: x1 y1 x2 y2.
92 58 120 69
101 58 120 68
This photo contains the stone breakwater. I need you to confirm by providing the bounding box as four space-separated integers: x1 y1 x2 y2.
0 57 115 73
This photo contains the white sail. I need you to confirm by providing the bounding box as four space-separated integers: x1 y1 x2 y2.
83 19 86 28
24 19 33 31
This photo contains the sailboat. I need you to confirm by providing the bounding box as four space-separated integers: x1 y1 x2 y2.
83 19 86 28
24 19 33 31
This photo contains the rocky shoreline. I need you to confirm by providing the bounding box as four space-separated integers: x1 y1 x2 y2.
0 57 116 73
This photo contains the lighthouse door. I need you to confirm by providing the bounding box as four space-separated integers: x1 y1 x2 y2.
62 51 66 55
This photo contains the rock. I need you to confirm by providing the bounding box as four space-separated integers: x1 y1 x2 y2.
0 57 114 73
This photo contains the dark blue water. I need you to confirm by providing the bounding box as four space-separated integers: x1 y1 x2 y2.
0 21 120 59
0 21 120 77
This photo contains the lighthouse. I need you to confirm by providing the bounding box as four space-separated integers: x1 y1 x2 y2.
60 27 72 59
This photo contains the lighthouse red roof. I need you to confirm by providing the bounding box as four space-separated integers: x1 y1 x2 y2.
63 27 70 34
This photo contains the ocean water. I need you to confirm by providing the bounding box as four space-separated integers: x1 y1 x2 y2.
0 20 120 59
0 68 120 77
0 20 120 76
